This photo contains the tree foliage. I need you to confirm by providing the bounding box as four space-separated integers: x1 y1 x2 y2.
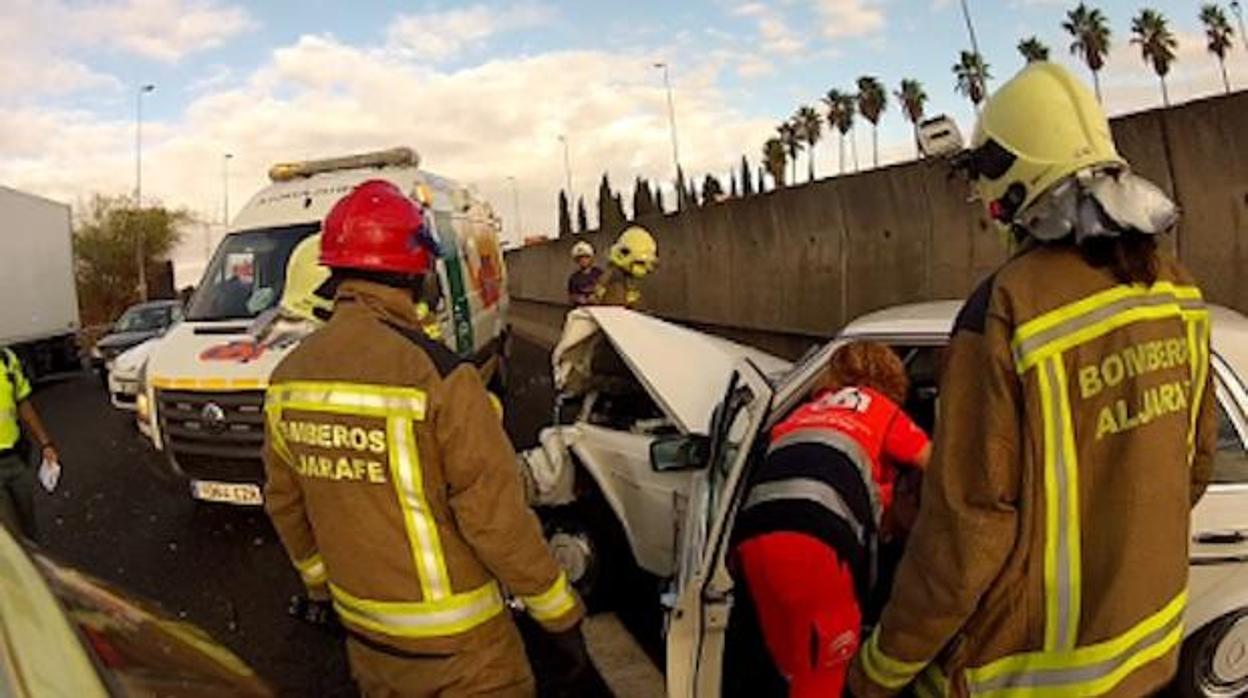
1200 4 1234 94
1132 8 1178 106
1064 3 1112 101
74 194 189 326
953 51 991 107
1018 36 1051 62
740 155 754 196
576 196 589 233
558 190 573 237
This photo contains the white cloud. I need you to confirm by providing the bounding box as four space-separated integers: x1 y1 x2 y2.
814 0 886 39
387 3 554 62
70 0 255 62
0 33 775 281
732 2 806 56
737 55 777 78
0 1 119 97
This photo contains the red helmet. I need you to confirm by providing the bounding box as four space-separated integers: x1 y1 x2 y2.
320 179 435 274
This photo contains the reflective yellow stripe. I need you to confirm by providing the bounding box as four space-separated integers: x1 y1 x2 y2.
263 400 294 465
154 376 267 391
330 582 505 639
1037 360 1062 651
965 590 1186 697
389 415 451 601
1182 310 1211 464
521 572 578 622
1012 283 1203 373
266 381 428 419
914 665 950 698
860 628 928 690
294 553 327 586
1054 358 1081 651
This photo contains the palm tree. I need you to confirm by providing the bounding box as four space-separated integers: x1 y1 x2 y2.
823 89 856 174
1018 36 1051 62
777 121 803 185
953 51 991 108
763 138 787 188
856 76 888 168
794 105 823 182
1063 3 1113 102
895 79 928 157
1201 4 1236 93
1132 9 1179 106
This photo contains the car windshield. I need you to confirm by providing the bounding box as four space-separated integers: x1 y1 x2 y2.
115 305 173 333
185 224 319 322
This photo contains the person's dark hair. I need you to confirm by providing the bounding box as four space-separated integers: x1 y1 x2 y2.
1078 232 1159 285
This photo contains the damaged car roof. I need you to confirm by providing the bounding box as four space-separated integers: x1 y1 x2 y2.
552 307 792 435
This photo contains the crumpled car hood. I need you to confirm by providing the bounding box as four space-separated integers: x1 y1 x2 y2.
552 307 791 435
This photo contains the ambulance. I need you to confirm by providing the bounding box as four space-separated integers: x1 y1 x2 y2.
137 147 509 505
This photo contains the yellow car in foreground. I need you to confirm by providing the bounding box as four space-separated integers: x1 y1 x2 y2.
0 526 270 697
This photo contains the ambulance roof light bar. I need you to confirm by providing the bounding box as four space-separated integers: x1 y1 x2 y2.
268 147 421 182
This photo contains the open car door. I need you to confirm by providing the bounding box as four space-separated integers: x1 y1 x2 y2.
666 359 774 698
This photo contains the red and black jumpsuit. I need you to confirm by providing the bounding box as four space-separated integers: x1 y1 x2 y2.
729 386 929 697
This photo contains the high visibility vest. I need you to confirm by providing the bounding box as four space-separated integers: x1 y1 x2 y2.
0 349 31 450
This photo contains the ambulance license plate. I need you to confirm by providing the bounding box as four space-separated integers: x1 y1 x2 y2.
190 480 263 506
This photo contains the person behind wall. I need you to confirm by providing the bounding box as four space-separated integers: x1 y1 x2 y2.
725 341 930 698
849 61 1216 698
0 348 59 540
593 226 657 310
262 180 588 698
566 241 602 307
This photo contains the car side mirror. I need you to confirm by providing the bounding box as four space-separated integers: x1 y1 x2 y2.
650 435 710 472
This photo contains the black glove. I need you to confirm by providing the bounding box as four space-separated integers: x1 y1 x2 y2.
546 624 595 696
288 594 342 634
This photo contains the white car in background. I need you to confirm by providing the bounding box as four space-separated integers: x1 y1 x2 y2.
106 339 158 412
665 301 1248 698
518 307 790 608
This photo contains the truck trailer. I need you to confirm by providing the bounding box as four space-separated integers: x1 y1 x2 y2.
0 186 81 378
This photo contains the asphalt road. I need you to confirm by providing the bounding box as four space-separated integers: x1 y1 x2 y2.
25 335 647 697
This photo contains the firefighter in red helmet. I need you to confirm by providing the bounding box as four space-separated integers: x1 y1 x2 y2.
263 180 587 697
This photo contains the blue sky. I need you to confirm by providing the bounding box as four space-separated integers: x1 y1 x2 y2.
2 0 1245 278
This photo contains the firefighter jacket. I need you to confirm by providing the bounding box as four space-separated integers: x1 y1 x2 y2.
850 246 1216 698
263 280 583 655
593 266 642 309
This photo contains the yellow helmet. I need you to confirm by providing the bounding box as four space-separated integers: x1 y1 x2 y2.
609 226 658 278
280 234 332 322
970 61 1126 225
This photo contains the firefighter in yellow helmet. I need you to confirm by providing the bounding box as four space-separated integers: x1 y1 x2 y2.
263 181 587 697
593 226 657 309
850 62 1216 697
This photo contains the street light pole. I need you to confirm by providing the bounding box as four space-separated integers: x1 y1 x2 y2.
653 62 682 181
506 176 522 242
557 134 573 200
959 0 988 92
1232 2 1247 52
135 83 155 301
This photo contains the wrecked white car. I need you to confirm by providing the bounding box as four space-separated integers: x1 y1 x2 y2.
518 307 790 607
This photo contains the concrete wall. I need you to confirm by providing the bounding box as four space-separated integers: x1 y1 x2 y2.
507 92 1248 358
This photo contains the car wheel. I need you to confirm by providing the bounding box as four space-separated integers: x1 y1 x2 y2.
540 499 628 613
1177 609 1248 697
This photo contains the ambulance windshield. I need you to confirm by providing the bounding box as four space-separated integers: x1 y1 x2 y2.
186 223 320 321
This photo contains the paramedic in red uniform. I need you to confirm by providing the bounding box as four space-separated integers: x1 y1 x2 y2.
728 341 930 698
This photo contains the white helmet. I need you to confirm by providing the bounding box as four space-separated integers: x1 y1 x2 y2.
570 240 595 259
